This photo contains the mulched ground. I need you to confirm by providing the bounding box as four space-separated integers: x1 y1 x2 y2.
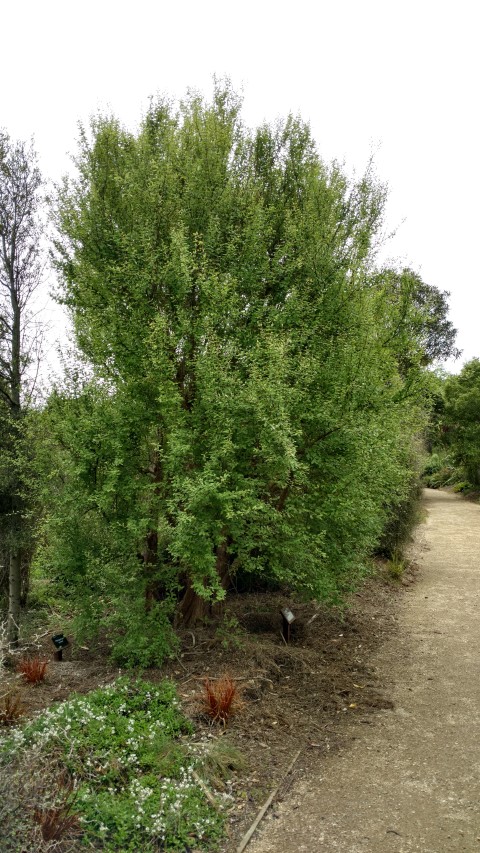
1 560 417 852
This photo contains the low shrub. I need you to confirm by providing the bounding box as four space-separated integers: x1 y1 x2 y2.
103 599 179 668
422 452 443 477
421 451 458 489
196 738 246 789
376 478 422 559
215 614 245 650
0 677 225 852
452 481 473 493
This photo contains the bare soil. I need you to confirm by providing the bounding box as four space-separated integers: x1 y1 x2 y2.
2 513 423 851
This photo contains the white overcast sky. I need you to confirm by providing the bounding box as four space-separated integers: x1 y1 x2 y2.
2 0 478 376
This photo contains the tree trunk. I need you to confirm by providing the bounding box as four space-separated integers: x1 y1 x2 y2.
179 538 231 628
143 446 166 611
143 529 159 612
8 548 21 647
178 581 209 627
20 557 30 608
1 135 42 648
7 287 22 645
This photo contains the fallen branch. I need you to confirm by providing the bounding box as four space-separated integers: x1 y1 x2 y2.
236 748 302 853
191 770 219 809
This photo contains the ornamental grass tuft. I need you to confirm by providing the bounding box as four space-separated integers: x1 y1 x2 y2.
0 691 25 726
33 793 81 842
17 656 48 684
202 675 244 725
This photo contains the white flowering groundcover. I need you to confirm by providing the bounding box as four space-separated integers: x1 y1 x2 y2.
0 677 226 851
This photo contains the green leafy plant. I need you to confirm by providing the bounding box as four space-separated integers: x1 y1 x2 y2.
215 614 245 650
106 598 179 668
452 480 472 493
442 359 480 486
36 80 457 648
421 450 458 488
0 677 224 851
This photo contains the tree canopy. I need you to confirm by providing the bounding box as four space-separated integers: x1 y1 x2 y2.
27 85 458 660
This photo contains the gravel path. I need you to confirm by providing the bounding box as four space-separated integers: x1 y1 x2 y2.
248 489 480 852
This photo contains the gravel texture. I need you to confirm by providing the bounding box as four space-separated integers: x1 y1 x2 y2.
248 489 480 853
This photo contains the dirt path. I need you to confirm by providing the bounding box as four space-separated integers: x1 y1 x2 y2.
248 489 480 852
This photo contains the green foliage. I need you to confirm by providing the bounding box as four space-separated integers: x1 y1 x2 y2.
107 599 179 668
376 474 422 559
441 359 480 485
34 81 453 641
215 613 245 650
373 267 458 376
0 678 225 851
451 480 473 493
386 549 407 580
422 451 444 477
421 449 458 488
0 405 37 610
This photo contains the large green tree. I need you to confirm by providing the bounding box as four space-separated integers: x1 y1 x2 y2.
373 267 458 376
39 86 442 657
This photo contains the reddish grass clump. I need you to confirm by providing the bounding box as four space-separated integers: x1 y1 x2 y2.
0 691 25 726
33 798 80 842
17 656 48 684
202 675 243 725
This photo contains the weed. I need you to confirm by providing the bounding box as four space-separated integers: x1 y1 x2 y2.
202 675 243 725
0 692 25 726
215 614 245 650
198 739 246 788
17 656 48 684
387 550 406 580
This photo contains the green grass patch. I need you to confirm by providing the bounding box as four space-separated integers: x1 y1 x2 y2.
0 677 226 851
386 550 406 581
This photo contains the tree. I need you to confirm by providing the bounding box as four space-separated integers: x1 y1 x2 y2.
441 359 480 485
42 85 436 658
0 131 43 645
373 267 459 378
